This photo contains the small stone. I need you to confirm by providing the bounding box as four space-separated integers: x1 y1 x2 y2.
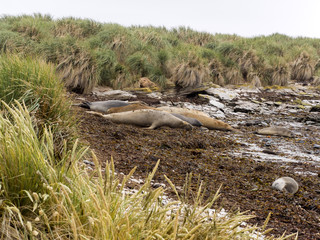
313 144 320 149
262 149 279 155
83 160 95 166
310 105 320 112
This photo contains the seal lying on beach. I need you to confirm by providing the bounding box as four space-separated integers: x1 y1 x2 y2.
107 104 203 127
158 107 236 131
79 100 129 113
256 127 294 138
272 177 299 194
107 103 156 113
158 106 210 117
170 113 202 127
87 109 193 130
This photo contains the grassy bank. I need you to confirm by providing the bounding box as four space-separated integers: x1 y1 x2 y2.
0 14 319 93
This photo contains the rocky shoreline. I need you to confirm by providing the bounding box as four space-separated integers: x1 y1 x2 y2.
74 84 320 239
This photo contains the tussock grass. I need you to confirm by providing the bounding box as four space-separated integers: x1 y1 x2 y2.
0 102 294 239
1 14 320 91
291 52 314 82
0 54 75 157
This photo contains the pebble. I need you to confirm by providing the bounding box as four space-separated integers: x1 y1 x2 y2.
313 144 320 149
83 160 95 166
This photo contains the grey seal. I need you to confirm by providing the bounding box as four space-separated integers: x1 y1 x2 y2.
272 177 299 194
79 100 129 113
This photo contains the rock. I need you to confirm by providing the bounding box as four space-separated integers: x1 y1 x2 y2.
211 110 226 119
310 105 320 112
262 149 279 155
199 94 225 109
234 101 259 114
93 90 137 99
147 92 163 99
205 88 239 101
288 109 298 114
313 144 320 149
303 114 320 123
245 120 263 126
83 160 95 166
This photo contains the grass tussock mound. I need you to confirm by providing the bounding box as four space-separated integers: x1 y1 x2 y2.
0 54 76 156
1 15 320 92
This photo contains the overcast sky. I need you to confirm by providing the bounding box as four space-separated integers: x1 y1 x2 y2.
2 0 320 38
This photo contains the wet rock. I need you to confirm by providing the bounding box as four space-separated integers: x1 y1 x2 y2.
205 88 239 101
234 101 259 113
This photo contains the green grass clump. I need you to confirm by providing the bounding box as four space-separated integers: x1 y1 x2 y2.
0 54 75 156
0 102 294 239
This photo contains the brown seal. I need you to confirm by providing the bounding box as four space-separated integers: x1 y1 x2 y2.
107 103 156 114
158 106 210 117
256 127 294 137
87 109 192 130
79 100 129 113
158 107 236 131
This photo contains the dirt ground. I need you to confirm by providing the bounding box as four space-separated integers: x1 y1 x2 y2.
73 91 320 240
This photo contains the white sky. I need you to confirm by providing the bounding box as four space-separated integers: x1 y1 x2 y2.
2 0 320 38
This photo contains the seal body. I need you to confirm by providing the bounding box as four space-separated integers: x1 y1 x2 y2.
158 106 210 117
79 100 129 113
107 103 156 114
257 127 294 137
272 177 299 194
158 107 235 131
89 109 192 130
170 113 202 127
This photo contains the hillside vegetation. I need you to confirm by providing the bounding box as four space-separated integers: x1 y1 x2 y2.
1 14 320 93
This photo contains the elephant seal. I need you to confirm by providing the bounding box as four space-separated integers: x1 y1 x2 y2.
158 107 235 131
272 177 299 194
87 109 192 130
158 106 210 117
170 113 202 127
79 100 129 113
107 104 202 127
256 127 294 138
107 103 156 114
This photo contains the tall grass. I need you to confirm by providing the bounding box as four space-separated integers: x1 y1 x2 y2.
0 102 293 239
1 14 320 91
0 54 76 157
